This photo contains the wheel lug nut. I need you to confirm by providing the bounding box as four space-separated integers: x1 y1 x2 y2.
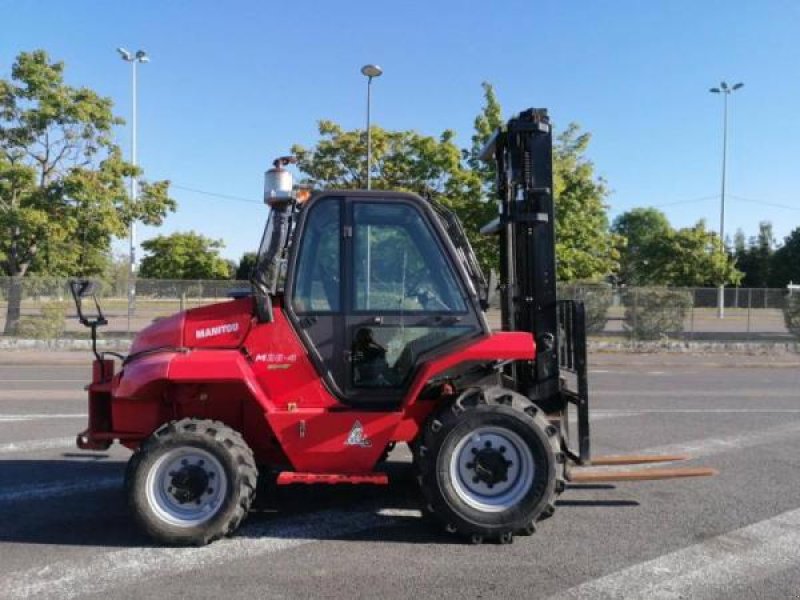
208 473 215 479
466 462 474 469
484 441 491 448
470 448 477 455
181 459 188 466
198 459 204 465
499 446 506 453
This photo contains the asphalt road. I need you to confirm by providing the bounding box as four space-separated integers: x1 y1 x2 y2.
1 353 799 599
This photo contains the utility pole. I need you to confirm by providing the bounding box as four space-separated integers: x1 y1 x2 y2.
709 80 744 319
118 48 149 330
360 64 383 189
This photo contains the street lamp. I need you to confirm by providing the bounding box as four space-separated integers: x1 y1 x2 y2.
360 64 383 190
709 80 744 319
118 47 149 330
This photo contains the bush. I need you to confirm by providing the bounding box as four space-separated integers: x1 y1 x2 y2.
16 301 68 340
559 283 612 334
622 288 692 340
784 295 800 339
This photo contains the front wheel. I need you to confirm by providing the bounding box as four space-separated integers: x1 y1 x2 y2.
126 418 258 546
415 387 564 543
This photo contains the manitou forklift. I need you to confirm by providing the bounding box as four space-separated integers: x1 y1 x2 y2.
71 109 714 546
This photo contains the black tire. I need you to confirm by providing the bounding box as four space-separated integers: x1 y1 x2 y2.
126 418 258 546
414 386 564 543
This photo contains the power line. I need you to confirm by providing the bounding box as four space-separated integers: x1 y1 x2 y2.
728 194 800 212
170 184 262 205
650 194 719 209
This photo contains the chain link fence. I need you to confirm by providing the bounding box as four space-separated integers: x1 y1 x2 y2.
0 276 250 339
0 276 797 342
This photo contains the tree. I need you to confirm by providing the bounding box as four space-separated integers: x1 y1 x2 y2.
645 220 741 287
293 83 620 282
138 231 230 280
612 208 672 285
292 119 486 263
734 221 776 287
552 124 621 281
235 251 258 281
0 50 175 334
771 227 800 287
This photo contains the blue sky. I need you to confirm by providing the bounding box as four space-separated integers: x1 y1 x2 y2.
4 0 800 262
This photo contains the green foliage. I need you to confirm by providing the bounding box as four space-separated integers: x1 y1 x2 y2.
0 50 175 334
16 300 67 339
613 210 741 287
293 83 620 282
139 231 231 280
622 287 692 340
558 282 612 334
235 252 258 281
611 208 671 285
771 227 800 287
734 222 776 287
292 118 490 270
783 294 800 339
553 125 622 281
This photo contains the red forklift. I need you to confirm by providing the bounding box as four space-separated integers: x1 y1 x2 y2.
71 109 714 546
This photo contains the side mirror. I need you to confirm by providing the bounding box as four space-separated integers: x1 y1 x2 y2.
68 279 107 327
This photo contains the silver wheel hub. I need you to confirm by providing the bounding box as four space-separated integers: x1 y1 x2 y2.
449 426 535 513
145 447 228 527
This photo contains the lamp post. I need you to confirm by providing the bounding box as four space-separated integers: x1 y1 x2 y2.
118 48 149 330
360 65 382 309
360 64 383 190
709 80 744 319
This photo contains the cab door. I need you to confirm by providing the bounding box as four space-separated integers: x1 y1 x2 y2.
287 197 347 391
286 193 485 407
343 198 483 405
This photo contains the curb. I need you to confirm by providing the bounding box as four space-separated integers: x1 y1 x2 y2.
589 340 800 355
0 337 797 355
0 338 132 352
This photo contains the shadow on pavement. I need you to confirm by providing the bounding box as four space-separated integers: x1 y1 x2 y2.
0 458 635 548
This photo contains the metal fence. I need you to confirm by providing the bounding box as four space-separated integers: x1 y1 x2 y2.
0 276 796 342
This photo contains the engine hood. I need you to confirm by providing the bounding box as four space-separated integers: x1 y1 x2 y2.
130 297 254 354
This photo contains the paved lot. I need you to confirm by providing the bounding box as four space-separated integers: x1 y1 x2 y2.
0 352 799 599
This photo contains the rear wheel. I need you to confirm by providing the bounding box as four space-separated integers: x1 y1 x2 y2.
415 386 564 543
126 418 257 546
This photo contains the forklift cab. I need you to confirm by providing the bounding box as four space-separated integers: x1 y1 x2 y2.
280 191 489 406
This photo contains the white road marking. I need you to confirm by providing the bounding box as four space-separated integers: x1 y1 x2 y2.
593 389 799 397
0 507 419 600
0 437 75 455
0 390 84 400
639 419 800 460
0 413 86 422
0 379 87 383
0 476 121 504
593 408 800 414
548 507 800 599
578 419 800 475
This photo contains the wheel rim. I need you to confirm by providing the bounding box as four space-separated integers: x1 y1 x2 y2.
448 426 535 513
145 447 228 527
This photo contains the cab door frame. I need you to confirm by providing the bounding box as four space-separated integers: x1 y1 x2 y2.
284 191 490 409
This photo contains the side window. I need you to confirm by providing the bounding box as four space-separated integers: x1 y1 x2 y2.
292 199 341 313
353 203 466 313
